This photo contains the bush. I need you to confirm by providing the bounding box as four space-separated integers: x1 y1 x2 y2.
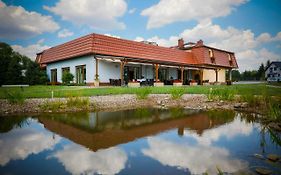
62 72 74 85
170 87 185 99
136 87 152 99
5 90 25 104
66 97 89 109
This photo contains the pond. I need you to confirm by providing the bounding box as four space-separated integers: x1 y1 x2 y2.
0 108 280 175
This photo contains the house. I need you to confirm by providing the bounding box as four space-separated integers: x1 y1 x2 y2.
36 33 238 86
265 61 281 82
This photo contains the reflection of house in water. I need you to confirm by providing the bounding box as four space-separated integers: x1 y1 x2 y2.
39 109 235 152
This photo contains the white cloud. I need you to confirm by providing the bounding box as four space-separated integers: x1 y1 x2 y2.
0 0 59 39
51 144 127 175
142 137 248 174
44 0 127 30
141 0 248 29
104 33 120 38
12 39 50 60
0 119 61 166
136 20 281 71
57 29 73 38
128 8 136 14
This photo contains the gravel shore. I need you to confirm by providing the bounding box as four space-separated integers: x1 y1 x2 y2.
0 94 243 116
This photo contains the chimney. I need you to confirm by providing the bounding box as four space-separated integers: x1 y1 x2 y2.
196 39 204 46
178 38 184 49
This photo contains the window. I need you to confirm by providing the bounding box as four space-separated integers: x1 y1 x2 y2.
76 65 86 84
228 53 233 66
62 67 70 76
209 49 214 58
51 69 57 82
274 67 277 71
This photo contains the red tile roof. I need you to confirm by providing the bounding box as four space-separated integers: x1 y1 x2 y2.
38 33 197 65
37 33 238 68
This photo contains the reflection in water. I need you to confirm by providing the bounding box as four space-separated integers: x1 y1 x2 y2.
0 119 61 166
0 109 280 175
142 137 247 174
51 144 127 175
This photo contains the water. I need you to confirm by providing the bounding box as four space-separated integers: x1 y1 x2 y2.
0 109 280 175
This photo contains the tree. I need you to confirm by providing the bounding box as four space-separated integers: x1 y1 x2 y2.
257 63 265 80
0 42 48 85
62 72 74 85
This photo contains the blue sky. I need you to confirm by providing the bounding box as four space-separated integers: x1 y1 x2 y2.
0 0 281 71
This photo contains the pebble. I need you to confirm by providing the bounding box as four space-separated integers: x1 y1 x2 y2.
267 154 279 162
255 168 272 175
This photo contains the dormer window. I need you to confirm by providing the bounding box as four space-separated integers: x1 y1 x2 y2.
209 49 214 58
209 49 215 63
228 53 233 66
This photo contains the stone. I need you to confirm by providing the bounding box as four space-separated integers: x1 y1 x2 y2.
267 154 279 162
254 153 264 159
234 103 241 108
157 100 162 105
255 168 272 175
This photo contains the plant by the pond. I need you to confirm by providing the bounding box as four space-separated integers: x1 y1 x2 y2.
267 98 281 121
66 96 90 109
5 90 25 104
40 100 65 111
135 87 152 99
207 88 236 101
170 87 185 99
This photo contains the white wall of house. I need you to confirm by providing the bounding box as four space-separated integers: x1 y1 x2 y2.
203 69 226 82
46 55 95 83
265 63 281 82
99 60 120 82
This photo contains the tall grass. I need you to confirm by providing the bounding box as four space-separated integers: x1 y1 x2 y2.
207 88 236 101
135 87 152 99
40 100 65 111
66 96 90 109
170 87 185 99
5 90 25 104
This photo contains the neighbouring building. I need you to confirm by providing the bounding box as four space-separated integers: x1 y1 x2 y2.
265 61 281 82
36 33 238 86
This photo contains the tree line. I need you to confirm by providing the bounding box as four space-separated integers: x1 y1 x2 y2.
0 42 48 85
228 60 270 81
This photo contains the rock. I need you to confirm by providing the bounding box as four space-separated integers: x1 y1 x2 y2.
234 103 241 108
254 153 264 159
268 123 281 132
241 102 248 108
255 167 272 175
157 100 162 105
220 100 224 103
267 154 280 162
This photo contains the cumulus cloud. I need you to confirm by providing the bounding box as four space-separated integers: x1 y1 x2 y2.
142 137 248 174
12 39 50 60
0 119 61 166
51 144 128 175
128 8 136 14
0 0 59 39
57 29 74 38
136 20 281 71
44 0 127 30
141 0 248 29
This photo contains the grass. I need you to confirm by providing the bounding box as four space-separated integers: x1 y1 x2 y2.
170 87 185 99
4 90 26 104
207 88 236 101
135 87 152 99
1 84 280 99
66 96 90 109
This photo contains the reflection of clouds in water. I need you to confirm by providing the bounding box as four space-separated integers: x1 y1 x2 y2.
51 144 127 175
0 121 61 166
143 137 248 174
186 117 253 146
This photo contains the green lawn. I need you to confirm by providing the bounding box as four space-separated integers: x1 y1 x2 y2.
0 84 280 99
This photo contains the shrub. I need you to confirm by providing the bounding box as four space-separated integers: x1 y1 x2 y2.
136 87 152 99
62 72 74 85
208 88 236 101
40 100 65 111
66 96 90 109
5 90 25 104
170 87 185 99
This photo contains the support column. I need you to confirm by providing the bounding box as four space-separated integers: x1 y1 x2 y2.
215 69 218 82
180 66 184 82
120 60 125 85
200 69 203 85
155 64 159 81
229 69 232 81
94 57 99 87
